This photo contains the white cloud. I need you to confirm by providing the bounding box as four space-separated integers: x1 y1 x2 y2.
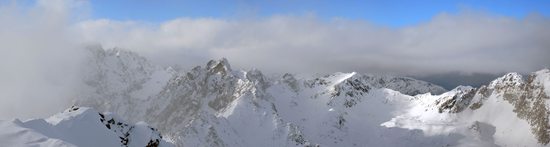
76 12 550 75
0 0 88 119
0 0 549 119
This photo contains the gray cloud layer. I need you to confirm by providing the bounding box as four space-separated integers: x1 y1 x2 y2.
0 0 549 118
77 12 550 75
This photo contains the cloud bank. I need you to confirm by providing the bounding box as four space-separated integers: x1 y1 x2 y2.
0 0 549 118
76 12 550 75
0 0 89 119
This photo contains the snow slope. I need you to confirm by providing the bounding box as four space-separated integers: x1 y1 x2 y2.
0 106 173 147
384 69 550 146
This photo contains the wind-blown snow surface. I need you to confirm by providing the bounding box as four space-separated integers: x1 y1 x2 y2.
75 47 550 146
0 106 173 147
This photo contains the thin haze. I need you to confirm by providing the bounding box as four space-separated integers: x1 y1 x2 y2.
0 0 549 119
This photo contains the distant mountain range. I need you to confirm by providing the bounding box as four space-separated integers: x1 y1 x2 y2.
2 47 549 147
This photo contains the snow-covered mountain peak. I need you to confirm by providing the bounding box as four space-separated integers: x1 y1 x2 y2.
535 68 550 75
347 73 447 96
281 73 301 92
244 68 270 89
326 72 357 87
450 85 474 92
394 69 550 146
80 48 550 147
488 72 523 89
301 71 446 98
6 46 550 146
206 58 232 75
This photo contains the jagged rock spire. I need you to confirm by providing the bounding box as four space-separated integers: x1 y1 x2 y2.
206 58 232 76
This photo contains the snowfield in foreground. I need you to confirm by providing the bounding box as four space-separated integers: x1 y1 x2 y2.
0 106 173 147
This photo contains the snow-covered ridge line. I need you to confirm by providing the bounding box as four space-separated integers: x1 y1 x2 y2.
0 106 174 147
76 48 451 146
75 47 550 146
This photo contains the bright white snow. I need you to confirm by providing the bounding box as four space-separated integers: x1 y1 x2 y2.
0 107 173 147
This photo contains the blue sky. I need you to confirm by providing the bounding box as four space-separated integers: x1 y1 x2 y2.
86 0 550 27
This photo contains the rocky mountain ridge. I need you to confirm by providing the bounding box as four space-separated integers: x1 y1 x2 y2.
76 47 550 146
433 69 550 144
